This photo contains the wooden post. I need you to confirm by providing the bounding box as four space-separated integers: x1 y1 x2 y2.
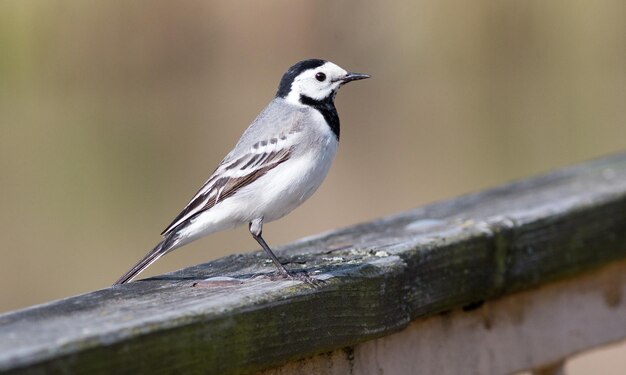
1 153 626 374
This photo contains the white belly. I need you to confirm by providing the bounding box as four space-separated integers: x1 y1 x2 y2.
244 137 338 222
175 137 338 246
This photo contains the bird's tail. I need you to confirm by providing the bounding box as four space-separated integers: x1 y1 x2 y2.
113 235 178 285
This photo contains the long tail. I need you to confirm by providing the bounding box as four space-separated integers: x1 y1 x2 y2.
113 235 177 285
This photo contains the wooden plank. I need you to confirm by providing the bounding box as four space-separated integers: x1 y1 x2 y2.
1 153 626 374
257 259 626 375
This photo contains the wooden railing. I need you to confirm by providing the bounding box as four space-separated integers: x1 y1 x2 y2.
1 153 626 375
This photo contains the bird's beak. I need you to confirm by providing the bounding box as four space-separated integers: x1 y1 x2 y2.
341 72 371 83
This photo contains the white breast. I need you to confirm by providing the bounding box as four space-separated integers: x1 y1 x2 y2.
257 135 338 222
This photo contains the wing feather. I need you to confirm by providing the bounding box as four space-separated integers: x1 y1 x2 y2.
161 145 294 235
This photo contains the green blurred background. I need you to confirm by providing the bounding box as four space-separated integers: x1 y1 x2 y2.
1 0 625 316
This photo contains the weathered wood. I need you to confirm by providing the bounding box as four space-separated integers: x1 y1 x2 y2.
258 259 626 375
1 153 626 374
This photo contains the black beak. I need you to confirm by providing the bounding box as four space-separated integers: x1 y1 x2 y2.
341 72 371 83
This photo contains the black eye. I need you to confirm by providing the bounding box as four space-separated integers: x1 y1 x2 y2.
315 72 326 81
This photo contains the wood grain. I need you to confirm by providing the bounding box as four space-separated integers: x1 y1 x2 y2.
1 153 626 374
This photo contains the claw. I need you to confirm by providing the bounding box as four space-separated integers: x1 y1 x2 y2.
271 271 324 287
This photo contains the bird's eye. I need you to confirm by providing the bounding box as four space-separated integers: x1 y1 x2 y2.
315 72 326 82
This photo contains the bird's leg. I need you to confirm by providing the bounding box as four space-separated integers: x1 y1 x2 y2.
249 218 290 277
249 219 321 286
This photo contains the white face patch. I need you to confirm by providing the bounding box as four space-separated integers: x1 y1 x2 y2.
284 62 348 105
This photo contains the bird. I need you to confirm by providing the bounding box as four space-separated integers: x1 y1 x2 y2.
114 59 369 285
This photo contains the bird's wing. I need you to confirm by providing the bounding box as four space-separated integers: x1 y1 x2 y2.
161 138 296 236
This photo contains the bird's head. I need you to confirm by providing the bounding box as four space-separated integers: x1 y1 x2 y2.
277 59 370 105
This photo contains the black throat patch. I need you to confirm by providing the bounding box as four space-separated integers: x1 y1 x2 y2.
299 94 340 140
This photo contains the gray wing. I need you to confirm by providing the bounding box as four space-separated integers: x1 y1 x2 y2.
161 99 306 235
222 98 307 161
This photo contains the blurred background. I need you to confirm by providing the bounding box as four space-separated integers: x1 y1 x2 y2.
0 2 625 369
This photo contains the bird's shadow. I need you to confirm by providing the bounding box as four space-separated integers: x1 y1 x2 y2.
142 258 373 287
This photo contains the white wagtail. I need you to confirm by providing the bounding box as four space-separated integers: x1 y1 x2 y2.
114 59 369 285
